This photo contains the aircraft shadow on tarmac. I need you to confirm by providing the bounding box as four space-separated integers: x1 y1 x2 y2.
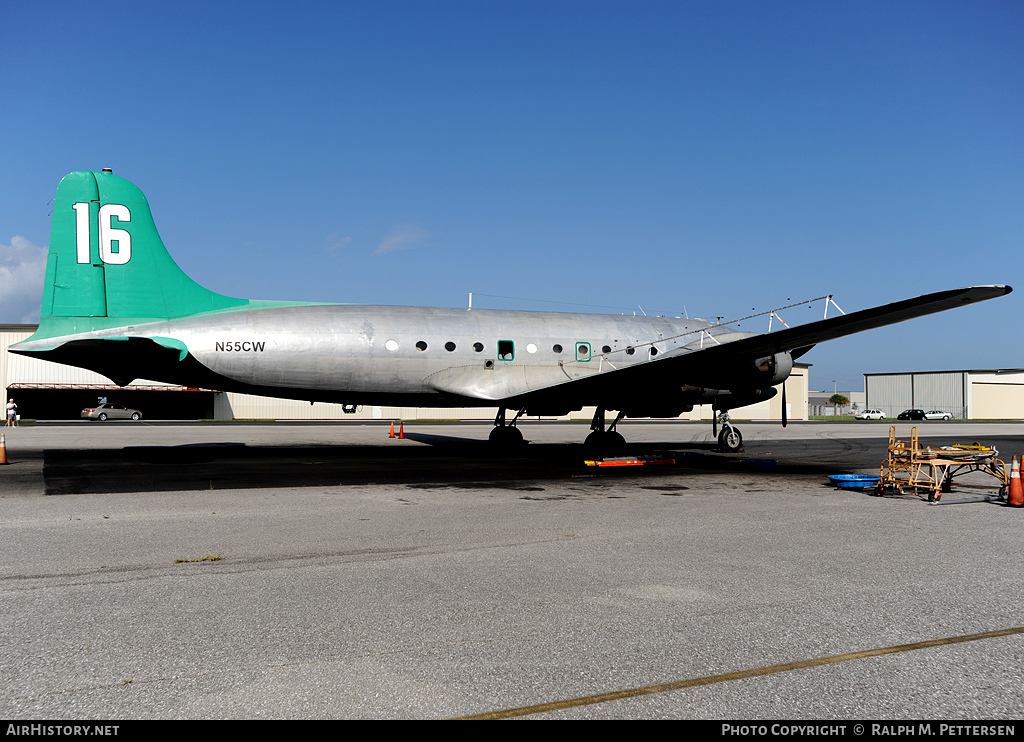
36 432 912 496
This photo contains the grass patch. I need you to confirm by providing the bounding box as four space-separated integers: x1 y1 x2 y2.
174 553 223 564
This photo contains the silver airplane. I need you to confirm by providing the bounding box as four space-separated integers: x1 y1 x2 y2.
10 171 1012 450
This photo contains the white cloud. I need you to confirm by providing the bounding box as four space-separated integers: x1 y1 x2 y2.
0 236 47 323
373 225 426 256
326 234 352 253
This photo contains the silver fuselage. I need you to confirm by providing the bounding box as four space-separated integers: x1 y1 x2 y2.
18 305 757 411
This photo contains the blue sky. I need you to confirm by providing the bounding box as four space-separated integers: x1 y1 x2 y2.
2 1 1021 390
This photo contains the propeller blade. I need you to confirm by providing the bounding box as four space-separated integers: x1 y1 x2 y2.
782 383 788 428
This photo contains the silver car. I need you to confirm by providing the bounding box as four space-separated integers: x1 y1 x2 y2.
81 403 142 421
924 410 952 420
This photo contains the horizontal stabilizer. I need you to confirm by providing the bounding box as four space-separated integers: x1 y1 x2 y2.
10 337 192 388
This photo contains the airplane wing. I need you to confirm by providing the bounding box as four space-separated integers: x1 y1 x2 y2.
667 284 1010 367
503 284 1012 411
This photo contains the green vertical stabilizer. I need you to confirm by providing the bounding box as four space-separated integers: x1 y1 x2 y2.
41 170 248 327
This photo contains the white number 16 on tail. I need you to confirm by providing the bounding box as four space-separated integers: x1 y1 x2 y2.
72 202 132 265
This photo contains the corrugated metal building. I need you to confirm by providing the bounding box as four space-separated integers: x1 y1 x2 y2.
3 323 810 421
865 369 1024 420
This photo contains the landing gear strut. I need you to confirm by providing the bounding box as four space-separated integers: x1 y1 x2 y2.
584 408 626 454
489 407 525 447
714 410 743 453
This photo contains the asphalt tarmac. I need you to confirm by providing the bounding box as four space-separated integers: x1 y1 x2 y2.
1 420 1022 719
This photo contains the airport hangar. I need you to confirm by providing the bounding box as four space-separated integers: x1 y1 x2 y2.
864 369 1024 420
3 323 814 423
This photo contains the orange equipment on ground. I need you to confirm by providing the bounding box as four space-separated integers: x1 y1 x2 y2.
1009 456 1023 507
878 426 1007 502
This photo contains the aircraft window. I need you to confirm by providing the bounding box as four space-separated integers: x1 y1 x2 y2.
576 342 591 362
498 340 514 360
552 344 563 354
650 347 658 356
601 345 611 354
385 339 399 352
416 341 428 351
526 343 538 354
626 346 635 355
473 342 484 352
445 342 456 352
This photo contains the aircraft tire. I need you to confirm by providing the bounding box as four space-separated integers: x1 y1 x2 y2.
718 426 742 453
489 425 524 447
606 430 627 453
585 430 627 455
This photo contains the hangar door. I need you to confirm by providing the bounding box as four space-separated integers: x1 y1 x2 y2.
866 372 967 419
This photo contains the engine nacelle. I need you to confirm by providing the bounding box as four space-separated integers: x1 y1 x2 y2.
693 351 793 412
751 351 793 389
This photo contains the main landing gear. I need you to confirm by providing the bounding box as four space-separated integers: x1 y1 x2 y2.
585 408 627 454
713 410 743 453
489 407 525 447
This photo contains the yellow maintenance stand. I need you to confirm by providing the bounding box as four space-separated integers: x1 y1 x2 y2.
878 426 1008 502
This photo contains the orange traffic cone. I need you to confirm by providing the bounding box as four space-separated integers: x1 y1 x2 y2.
389 422 395 438
1009 456 1024 507
0 434 7 465
398 422 404 439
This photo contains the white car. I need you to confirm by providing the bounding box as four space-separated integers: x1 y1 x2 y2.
854 408 885 420
924 410 952 420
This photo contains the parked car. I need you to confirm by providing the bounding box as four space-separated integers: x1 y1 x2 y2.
896 409 926 420
81 403 142 421
854 408 885 420
924 410 953 420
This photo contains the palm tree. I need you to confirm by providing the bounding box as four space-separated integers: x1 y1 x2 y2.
829 394 850 416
